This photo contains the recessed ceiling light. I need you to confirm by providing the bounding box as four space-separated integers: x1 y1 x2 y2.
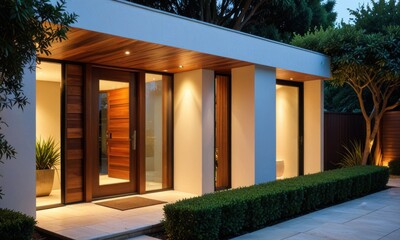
124 51 130 55
179 65 183 68
289 77 293 81
163 70 168 72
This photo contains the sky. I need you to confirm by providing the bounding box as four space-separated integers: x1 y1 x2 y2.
334 0 370 23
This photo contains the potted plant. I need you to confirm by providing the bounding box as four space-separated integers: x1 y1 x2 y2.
36 137 60 197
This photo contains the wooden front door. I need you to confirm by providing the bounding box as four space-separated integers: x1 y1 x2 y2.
215 75 231 190
107 87 130 180
92 68 136 198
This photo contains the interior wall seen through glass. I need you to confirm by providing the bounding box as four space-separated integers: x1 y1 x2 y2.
145 73 164 191
98 80 130 186
36 61 62 207
276 85 299 179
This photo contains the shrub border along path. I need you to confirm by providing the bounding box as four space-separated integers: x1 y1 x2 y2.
163 166 389 240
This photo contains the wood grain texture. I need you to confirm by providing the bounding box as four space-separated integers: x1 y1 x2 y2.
215 75 231 190
137 72 146 194
91 67 137 198
162 75 173 189
107 88 131 180
382 111 400 164
64 64 84 203
38 27 326 81
323 112 365 170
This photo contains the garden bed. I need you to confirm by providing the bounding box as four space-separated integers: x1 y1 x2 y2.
163 166 389 240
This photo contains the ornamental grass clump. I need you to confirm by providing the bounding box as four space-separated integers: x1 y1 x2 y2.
36 137 60 170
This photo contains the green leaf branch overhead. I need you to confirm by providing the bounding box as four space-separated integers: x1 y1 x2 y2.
128 0 337 43
292 0 400 165
0 0 77 198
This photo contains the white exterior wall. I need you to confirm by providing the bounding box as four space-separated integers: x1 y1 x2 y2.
0 65 36 217
304 80 324 173
231 65 276 188
254 66 276 183
62 0 331 79
174 69 214 195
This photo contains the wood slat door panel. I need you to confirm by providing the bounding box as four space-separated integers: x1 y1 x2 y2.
107 88 130 180
215 75 231 190
64 64 84 203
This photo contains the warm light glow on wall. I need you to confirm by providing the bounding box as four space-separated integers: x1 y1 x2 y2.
276 85 299 179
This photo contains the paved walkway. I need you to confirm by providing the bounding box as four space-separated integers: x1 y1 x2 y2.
231 178 400 240
132 178 400 240
37 178 400 240
36 191 196 239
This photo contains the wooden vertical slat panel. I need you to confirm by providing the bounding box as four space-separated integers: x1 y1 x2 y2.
382 111 400 164
107 88 130 179
137 72 146 194
64 64 84 203
162 75 173 189
323 112 365 170
215 75 231 190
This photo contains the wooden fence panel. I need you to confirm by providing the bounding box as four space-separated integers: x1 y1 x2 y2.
324 112 365 170
381 111 400 165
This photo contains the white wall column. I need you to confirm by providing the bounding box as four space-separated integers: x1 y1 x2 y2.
0 64 36 217
231 65 276 188
174 69 214 195
304 80 324 173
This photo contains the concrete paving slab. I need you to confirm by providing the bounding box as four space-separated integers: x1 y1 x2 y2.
234 186 400 240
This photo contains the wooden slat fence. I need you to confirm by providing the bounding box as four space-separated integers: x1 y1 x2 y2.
324 112 365 170
381 111 400 165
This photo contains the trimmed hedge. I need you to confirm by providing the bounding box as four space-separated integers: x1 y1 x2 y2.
163 166 389 240
0 208 36 240
389 159 400 175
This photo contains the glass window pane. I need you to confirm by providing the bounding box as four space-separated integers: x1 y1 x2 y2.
99 80 130 186
276 85 299 179
36 62 62 207
145 74 164 191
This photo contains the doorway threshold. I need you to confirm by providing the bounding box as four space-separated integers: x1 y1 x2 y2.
35 191 196 240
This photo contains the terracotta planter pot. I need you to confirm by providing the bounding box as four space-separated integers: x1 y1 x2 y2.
36 169 55 197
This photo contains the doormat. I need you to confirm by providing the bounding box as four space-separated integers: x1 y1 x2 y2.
95 196 167 211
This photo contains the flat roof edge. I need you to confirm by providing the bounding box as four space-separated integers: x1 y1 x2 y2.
112 0 328 58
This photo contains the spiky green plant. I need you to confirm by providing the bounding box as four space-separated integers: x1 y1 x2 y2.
36 137 60 170
337 140 363 168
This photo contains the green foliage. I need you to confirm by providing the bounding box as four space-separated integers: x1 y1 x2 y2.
338 140 363 168
0 0 76 198
244 0 337 42
163 166 389 239
36 137 60 170
323 0 400 113
350 0 400 34
128 0 337 43
324 81 374 113
388 159 400 175
0 208 36 240
292 25 400 81
292 23 400 164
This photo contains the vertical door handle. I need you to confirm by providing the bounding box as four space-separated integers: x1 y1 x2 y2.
132 130 136 150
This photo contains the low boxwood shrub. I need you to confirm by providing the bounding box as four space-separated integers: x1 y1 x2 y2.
163 166 389 240
389 159 400 175
0 208 36 240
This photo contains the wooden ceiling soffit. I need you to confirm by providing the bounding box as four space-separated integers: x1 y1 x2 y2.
39 27 250 74
39 27 329 81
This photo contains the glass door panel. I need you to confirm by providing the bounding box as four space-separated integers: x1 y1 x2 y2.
276 84 299 179
36 61 62 208
92 68 136 198
144 73 173 191
99 80 131 186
